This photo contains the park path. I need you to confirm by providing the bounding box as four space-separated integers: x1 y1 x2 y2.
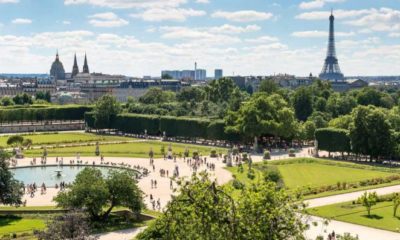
306 184 400 208
95 227 146 240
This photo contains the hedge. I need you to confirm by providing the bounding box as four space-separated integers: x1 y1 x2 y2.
0 105 93 122
85 112 240 141
315 128 351 153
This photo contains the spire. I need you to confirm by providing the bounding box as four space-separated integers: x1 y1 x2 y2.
319 10 344 81
56 50 59 61
82 53 89 74
72 53 79 77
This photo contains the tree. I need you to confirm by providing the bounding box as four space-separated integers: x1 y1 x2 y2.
357 191 378 216
22 138 33 148
176 87 204 103
7 135 24 147
293 87 313 121
258 79 279 94
301 120 316 141
225 93 298 144
54 168 143 221
35 212 95 240
45 91 52 103
315 128 351 157
139 88 176 105
137 172 305 240
162 73 173 79
1 97 14 106
0 150 24 206
393 194 400 217
93 95 121 130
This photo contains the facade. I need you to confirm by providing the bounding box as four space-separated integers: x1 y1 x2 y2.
319 12 344 81
215 69 223 79
50 52 66 80
331 79 368 92
162 69 207 81
113 79 184 102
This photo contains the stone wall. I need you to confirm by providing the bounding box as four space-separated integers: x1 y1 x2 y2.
0 121 85 133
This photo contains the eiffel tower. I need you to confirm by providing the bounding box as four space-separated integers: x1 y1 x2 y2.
319 10 344 81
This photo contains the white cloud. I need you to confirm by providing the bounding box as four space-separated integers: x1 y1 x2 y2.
88 12 128 27
211 10 273 22
12 18 32 24
299 0 345 10
196 0 209 3
292 30 355 38
208 24 260 34
131 8 205 22
62 20 71 25
296 9 372 20
345 8 400 33
64 0 186 9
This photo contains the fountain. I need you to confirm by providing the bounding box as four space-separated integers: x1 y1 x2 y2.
55 170 63 178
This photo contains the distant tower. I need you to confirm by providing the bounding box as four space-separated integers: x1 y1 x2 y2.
82 53 89 74
319 10 344 81
194 62 197 81
50 51 66 80
72 53 79 77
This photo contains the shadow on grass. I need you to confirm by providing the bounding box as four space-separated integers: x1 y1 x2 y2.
0 215 22 227
362 214 383 220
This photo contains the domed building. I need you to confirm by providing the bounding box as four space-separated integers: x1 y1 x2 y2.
50 52 66 80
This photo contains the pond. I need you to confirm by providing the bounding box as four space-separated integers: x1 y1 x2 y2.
11 165 138 187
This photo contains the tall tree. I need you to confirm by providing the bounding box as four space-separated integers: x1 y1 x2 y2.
93 95 121 130
0 150 24 206
292 87 313 121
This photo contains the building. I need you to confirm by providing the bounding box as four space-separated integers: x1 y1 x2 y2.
112 79 185 102
50 52 66 80
331 79 368 92
319 11 344 81
215 69 223 79
71 53 79 78
161 69 207 81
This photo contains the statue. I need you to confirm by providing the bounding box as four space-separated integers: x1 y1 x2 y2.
95 142 100 156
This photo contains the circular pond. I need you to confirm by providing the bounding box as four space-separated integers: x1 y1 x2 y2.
11 165 138 187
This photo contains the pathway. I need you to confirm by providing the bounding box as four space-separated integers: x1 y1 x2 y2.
95 227 146 240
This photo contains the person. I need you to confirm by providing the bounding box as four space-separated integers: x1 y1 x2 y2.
170 179 173 189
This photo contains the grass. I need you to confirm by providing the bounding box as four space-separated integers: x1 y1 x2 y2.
24 140 226 158
308 200 400 232
0 132 132 147
225 163 265 199
0 216 45 236
276 162 394 189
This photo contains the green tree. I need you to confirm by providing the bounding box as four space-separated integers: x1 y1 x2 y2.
393 194 400 217
7 135 24 147
93 95 121 130
55 168 143 221
0 150 24 206
225 93 298 144
139 88 176 105
176 87 204 102
293 87 313 121
137 173 305 240
358 191 378 216
1 97 14 106
258 78 279 94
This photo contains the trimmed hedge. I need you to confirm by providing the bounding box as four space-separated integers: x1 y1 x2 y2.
0 105 93 122
315 128 351 153
85 112 240 141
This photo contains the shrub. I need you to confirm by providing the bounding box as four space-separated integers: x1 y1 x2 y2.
210 149 217 158
242 153 249 161
232 179 244 190
263 150 271 160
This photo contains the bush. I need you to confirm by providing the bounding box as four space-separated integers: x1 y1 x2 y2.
242 153 249 161
263 150 271 160
232 179 244 190
210 149 217 158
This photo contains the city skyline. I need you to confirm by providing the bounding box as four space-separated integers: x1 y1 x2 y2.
0 0 399 76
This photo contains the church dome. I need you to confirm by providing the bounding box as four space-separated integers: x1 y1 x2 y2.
50 52 66 80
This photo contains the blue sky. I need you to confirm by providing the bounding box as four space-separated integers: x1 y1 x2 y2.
0 0 399 77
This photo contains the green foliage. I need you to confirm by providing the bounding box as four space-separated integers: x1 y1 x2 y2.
93 95 121 129
315 128 351 153
139 88 176 105
393 193 400 217
0 150 24 206
137 173 305 240
7 135 24 147
357 191 378 216
54 168 143 220
293 87 313 121
258 78 279 94
263 150 270 160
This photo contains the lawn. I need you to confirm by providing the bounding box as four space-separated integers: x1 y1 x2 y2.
308 200 400 232
270 158 399 189
0 132 131 147
0 216 45 236
24 140 226 158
